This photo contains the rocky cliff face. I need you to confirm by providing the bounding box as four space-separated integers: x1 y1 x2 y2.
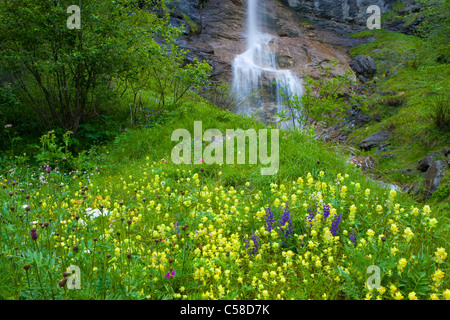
169 0 421 84
282 0 395 30
171 0 376 84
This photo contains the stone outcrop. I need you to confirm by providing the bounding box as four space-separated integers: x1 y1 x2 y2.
170 0 363 83
424 160 447 198
417 152 440 172
359 130 391 151
349 55 377 83
168 0 427 83
415 148 449 198
281 0 396 32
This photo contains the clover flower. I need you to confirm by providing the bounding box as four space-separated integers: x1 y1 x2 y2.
366 229 375 237
434 247 447 264
403 227 414 242
430 293 439 300
429 218 438 229
432 269 445 286
408 292 418 300
443 289 450 300
397 258 407 273
30 228 38 241
394 291 404 300
165 270 176 279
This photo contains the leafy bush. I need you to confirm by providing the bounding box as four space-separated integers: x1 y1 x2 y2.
280 61 364 128
0 0 210 136
198 82 242 112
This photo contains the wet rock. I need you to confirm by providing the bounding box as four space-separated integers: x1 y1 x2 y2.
178 0 202 24
384 16 423 36
353 111 371 127
346 108 371 128
380 153 396 160
277 24 299 38
424 160 448 198
373 114 382 122
169 17 190 35
374 142 391 155
417 152 440 172
349 55 377 83
177 0 356 84
402 182 420 196
384 4 426 35
441 147 450 157
276 51 296 69
417 148 450 172
282 0 396 32
359 130 391 151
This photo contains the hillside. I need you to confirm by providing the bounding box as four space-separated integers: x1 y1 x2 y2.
0 0 448 302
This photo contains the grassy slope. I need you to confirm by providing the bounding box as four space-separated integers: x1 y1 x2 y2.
1 91 449 300
347 29 450 203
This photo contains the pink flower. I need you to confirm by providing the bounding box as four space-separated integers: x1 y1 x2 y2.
164 160 168 164
165 270 176 279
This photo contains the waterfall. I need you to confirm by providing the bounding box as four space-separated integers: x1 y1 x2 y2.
232 0 303 127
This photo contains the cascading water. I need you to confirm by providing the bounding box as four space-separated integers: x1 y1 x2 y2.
232 0 303 127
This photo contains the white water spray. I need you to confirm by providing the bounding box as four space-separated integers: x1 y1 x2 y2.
232 0 303 126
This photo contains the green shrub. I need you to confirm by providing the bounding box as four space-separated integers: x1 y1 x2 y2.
426 95 450 131
182 14 199 34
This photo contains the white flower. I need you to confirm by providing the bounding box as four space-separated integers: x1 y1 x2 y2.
85 208 109 220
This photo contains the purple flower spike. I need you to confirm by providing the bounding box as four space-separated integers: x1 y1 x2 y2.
265 202 275 232
350 229 357 246
330 214 342 236
245 233 260 256
278 203 293 240
173 221 180 235
323 204 331 220
305 203 317 228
